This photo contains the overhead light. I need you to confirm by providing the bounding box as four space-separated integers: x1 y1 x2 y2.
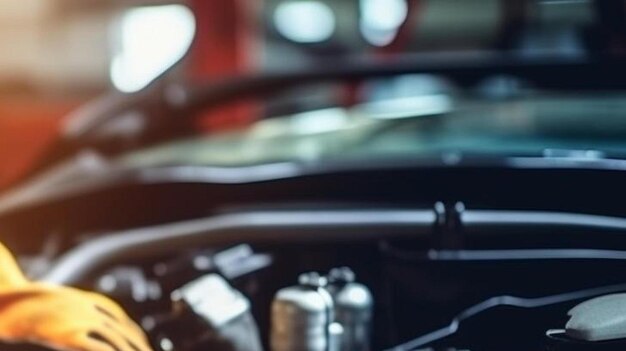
110 5 195 93
360 0 408 46
274 1 336 43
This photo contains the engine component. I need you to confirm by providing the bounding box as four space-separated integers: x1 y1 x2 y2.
271 272 343 351
326 267 373 351
97 267 161 302
565 293 626 342
154 273 263 351
153 244 272 293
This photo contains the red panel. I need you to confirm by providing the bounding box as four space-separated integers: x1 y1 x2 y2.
0 100 78 190
189 0 261 131
190 0 244 79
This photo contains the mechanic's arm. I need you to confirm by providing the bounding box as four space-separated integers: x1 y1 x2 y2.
0 242 152 351
0 241 28 288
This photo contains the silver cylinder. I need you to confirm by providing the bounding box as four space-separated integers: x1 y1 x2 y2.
327 268 374 351
271 273 342 351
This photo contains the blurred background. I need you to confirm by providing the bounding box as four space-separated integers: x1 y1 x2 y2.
0 0 622 190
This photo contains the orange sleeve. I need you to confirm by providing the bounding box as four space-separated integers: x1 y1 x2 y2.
0 242 29 290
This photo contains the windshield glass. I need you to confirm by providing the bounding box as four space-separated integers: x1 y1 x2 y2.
115 0 626 168
121 86 626 168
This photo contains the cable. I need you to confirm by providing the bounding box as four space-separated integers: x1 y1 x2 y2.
385 283 626 351
428 249 626 261
381 246 626 262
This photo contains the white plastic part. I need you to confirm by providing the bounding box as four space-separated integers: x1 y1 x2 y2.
566 293 626 341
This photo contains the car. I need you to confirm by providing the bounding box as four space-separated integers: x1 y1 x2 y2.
4 1 626 350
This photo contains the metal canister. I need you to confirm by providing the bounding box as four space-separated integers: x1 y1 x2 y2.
327 267 374 351
271 272 342 351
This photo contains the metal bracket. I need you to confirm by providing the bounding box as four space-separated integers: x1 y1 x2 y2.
432 201 465 250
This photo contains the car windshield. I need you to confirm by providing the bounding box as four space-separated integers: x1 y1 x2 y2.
113 0 626 168
120 88 626 168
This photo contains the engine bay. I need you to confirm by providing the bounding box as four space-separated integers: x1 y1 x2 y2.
30 203 626 351
4 154 626 351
